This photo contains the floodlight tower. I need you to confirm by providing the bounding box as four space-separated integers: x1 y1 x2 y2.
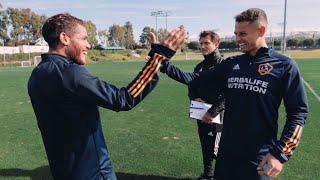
151 10 172 39
151 11 161 39
162 10 172 32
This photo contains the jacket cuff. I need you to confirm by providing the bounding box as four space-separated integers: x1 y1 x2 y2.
148 44 176 59
207 106 221 117
269 143 289 164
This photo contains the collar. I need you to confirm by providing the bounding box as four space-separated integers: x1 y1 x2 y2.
203 49 222 64
41 53 71 64
247 47 272 63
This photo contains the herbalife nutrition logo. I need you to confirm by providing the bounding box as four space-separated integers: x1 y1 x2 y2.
228 77 269 94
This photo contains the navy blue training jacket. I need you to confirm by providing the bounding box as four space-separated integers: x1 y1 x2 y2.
162 47 308 163
28 45 174 179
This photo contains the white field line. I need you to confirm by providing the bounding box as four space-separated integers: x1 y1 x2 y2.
303 78 320 103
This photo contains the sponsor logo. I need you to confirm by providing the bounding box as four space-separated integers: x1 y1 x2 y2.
258 63 273 75
228 77 269 94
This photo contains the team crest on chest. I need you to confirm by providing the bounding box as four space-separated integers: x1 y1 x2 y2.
258 63 273 75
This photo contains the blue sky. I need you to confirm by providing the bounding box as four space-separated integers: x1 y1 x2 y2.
2 0 320 41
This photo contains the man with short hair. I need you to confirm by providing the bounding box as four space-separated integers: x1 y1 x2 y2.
28 13 185 180
188 8 308 179
161 8 308 179
154 30 225 180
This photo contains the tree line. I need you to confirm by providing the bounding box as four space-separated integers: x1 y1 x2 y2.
0 6 169 50
0 7 98 47
187 37 320 51
1 6 319 50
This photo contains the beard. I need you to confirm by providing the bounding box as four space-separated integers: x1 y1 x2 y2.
66 43 86 65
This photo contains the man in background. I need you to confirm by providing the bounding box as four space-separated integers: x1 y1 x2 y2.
151 30 225 180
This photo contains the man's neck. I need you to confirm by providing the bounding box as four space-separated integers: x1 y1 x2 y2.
249 41 268 56
48 48 69 59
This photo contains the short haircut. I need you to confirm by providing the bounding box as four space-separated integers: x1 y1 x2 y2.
42 13 85 48
235 8 268 26
199 30 220 44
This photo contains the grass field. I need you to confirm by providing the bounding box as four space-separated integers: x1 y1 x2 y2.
0 58 319 180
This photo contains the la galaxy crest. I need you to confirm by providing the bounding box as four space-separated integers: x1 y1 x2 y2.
258 63 273 75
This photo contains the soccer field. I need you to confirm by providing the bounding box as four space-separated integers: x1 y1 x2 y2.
0 58 319 180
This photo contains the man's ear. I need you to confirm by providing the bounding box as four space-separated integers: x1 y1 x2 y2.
59 32 70 46
215 41 220 49
258 25 266 37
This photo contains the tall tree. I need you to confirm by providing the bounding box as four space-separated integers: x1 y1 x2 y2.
286 38 299 47
187 41 200 50
85 20 98 48
139 26 155 48
98 30 109 46
29 12 46 44
0 7 10 45
123 21 135 49
21 8 32 43
7 7 24 45
108 24 125 46
302 38 315 47
157 28 168 42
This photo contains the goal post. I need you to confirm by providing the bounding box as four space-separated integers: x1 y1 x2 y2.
33 56 42 66
20 60 32 67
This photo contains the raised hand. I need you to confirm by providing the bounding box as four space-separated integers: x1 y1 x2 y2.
161 26 186 51
148 26 186 51
148 31 158 44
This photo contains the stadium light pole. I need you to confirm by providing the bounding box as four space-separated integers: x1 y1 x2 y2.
151 10 172 39
163 11 172 32
0 3 5 66
1 39 5 67
281 0 287 54
151 11 161 40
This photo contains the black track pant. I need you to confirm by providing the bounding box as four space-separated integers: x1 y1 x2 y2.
197 121 223 176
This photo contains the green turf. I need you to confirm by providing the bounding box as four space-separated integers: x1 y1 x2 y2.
0 59 319 180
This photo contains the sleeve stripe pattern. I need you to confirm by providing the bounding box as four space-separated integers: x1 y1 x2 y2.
128 53 165 98
282 125 303 156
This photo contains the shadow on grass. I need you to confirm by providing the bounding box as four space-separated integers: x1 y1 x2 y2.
116 172 191 180
0 166 53 180
0 166 191 180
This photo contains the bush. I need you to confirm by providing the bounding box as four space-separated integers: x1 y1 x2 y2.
187 41 200 50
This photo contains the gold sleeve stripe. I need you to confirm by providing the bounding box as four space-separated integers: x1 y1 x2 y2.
132 61 162 97
290 126 300 140
128 54 162 95
128 53 165 97
282 125 303 156
289 126 303 142
129 55 159 95
130 55 164 97
128 54 158 92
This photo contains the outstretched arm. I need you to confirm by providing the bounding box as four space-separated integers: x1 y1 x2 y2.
147 31 198 85
65 27 186 112
161 60 199 85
